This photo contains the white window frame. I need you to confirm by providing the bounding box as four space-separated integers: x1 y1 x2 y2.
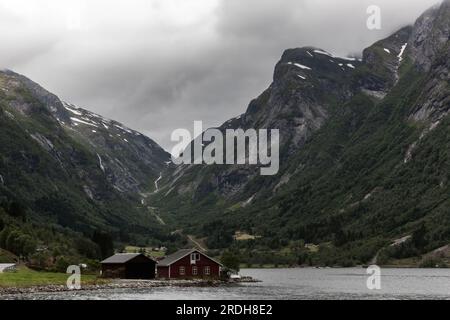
192 266 198 276
204 266 211 276
179 266 185 276
191 253 200 261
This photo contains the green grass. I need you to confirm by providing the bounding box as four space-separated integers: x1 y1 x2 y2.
0 266 107 288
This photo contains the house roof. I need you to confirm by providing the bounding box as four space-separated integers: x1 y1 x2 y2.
101 253 155 264
0 264 16 272
157 249 223 267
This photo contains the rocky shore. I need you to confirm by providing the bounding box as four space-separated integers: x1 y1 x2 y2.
0 277 260 297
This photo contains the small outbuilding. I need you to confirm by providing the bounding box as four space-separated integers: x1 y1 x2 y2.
101 253 156 279
157 249 222 279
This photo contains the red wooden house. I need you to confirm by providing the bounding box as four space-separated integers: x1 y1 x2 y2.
157 249 222 279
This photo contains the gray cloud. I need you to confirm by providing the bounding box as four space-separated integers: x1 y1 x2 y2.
0 0 441 150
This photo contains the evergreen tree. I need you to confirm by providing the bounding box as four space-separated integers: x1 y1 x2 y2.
412 224 428 250
92 230 114 259
221 251 241 272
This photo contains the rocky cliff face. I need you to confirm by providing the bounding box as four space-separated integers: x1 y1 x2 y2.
409 0 450 123
58 101 170 194
156 23 416 203
160 46 364 199
410 0 450 72
359 26 412 94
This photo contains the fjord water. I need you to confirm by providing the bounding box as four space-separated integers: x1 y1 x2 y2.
9 268 450 300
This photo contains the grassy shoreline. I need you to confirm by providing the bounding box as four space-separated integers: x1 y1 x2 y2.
0 266 244 293
0 266 106 288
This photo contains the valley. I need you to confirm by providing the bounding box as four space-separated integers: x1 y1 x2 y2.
0 0 450 273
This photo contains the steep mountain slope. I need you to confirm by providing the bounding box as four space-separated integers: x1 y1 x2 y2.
152 0 450 265
0 69 174 262
157 26 411 204
153 24 412 211
2 70 170 195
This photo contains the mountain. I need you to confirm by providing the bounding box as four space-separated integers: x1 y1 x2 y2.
0 1 448 268
0 69 177 265
151 0 450 266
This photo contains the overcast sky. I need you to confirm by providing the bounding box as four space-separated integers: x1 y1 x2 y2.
0 0 441 150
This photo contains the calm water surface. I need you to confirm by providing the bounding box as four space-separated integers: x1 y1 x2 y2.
7 268 450 300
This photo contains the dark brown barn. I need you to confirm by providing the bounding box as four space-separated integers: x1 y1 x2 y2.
101 253 156 279
157 249 222 279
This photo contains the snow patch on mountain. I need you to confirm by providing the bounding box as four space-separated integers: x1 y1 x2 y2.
114 124 133 134
71 117 99 128
313 49 360 61
287 62 312 70
97 153 106 173
398 43 408 62
314 49 332 57
154 172 163 192
63 103 83 116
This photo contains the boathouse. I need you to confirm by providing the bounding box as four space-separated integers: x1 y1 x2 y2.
101 253 156 279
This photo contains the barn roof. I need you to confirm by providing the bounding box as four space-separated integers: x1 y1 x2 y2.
101 253 155 264
158 249 223 267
